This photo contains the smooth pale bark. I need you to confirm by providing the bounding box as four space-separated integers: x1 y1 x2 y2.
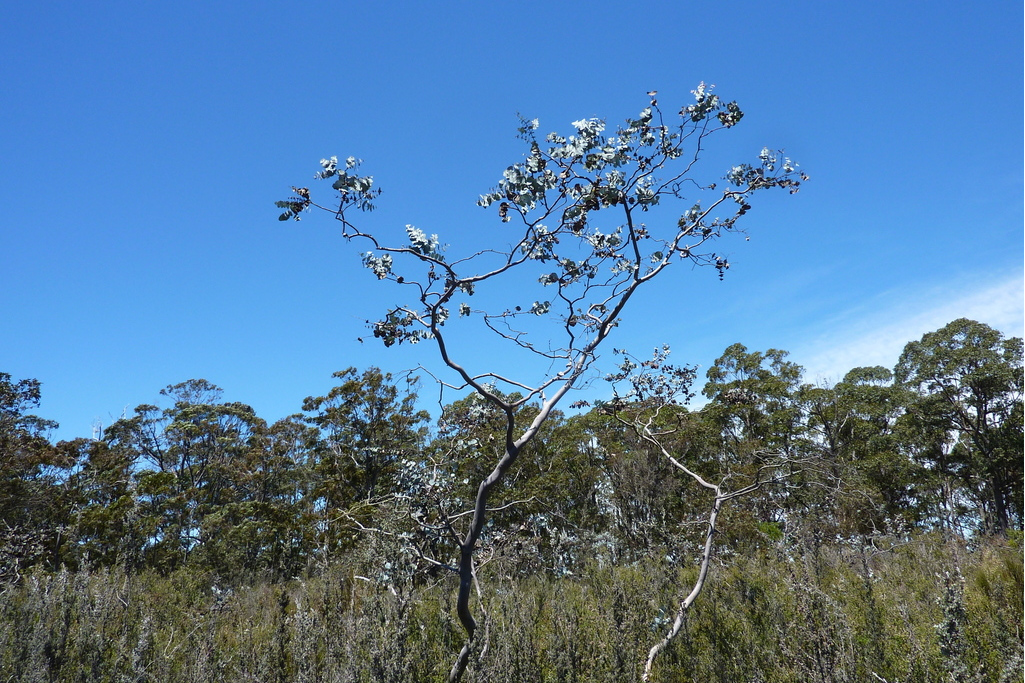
642 491 722 681
635 430 771 682
290 93 806 682
448 383 573 682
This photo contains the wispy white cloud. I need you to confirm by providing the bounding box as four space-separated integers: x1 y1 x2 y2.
795 271 1024 385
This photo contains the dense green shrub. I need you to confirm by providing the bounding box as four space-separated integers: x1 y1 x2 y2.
2 535 1018 682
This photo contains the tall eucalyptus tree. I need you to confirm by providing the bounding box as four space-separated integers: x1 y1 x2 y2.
896 318 1023 534
278 85 806 680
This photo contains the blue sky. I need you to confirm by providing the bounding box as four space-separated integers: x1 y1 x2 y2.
3 1 1022 441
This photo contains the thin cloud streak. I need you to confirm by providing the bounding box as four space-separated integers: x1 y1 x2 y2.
796 271 1024 385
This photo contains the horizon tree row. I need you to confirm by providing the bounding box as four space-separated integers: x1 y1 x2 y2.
1 317 1020 586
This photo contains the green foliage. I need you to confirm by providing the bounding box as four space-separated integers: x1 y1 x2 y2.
0 373 75 580
801 366 922 532
304 367 429 507
703 343 804 459
0 318 1022 677
0 537 1018 682
65 438 146 570
280 88 805 357
896 318 1024 533
302 368 430 562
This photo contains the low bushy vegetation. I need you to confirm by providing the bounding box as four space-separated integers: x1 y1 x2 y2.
1 318 1021 680
1 534 1019 682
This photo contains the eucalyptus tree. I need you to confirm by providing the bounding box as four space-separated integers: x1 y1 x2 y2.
895 318 1023 534
66 436 144 570
0 373 73 578
194 412 321 579
799 366 925 536
702 343 805 460
301 367 430 565
597 346 794 681
278 85 806 681
304 368 429 505
104 379 268 572
86 384 318 577
696 343 818 542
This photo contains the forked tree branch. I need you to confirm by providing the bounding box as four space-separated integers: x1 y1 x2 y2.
278 86 806 683
624 420 790 682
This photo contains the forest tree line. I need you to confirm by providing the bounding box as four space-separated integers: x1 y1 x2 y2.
0 317 1022 682
1 317 1021 582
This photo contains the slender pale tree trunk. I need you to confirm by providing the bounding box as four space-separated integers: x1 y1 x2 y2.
642 489 723 681
449 432 529 681
449 545 477 681
634 428 773 681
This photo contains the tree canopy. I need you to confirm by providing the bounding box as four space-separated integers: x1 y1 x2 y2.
0 317 1021 680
